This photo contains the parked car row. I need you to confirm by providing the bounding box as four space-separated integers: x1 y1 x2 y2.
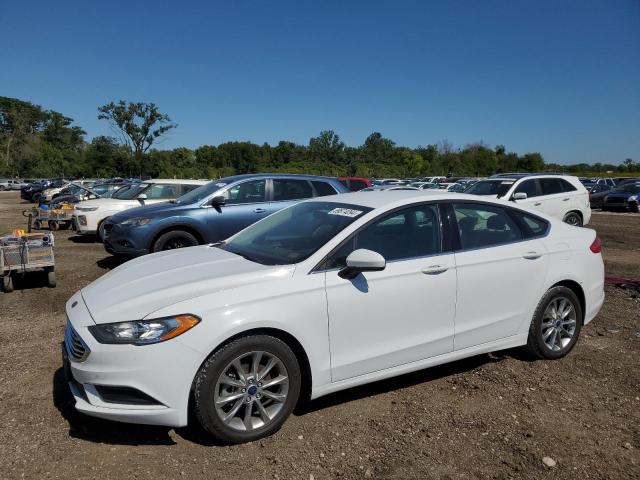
584 180 640 212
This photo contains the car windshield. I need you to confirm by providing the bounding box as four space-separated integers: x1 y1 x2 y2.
220 201 372 265
465 180 514 197
112 183 150 200
173 178 232 204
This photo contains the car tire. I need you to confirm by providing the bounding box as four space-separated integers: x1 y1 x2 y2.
96 219 108 242
152 230 199 252
630 203 639 213
48 220 60 231
32 220 42 230
525 286 583 360
193 335 302 444
562 212 582 227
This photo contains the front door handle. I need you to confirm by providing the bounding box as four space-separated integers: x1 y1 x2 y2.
522 251 542 260
254 208 267 213
421 265 448 275
533 202 542 206
563 198 570 201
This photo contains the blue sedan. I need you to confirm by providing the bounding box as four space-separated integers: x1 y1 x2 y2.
102 174 348 256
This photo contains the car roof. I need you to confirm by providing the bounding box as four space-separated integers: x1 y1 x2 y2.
485 174 576 181
308 189 485 209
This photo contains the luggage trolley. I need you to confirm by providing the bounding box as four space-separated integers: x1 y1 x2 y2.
30 204 75 231
0 231 56 292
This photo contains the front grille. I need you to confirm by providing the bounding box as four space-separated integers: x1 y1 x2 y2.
64 321 90 362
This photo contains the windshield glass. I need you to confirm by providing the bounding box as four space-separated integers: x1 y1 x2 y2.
174 179 232 204
465 180 514 197
112 183 149 200
221 201 372 265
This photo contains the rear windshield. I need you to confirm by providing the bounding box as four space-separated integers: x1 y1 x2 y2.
465 180 514 197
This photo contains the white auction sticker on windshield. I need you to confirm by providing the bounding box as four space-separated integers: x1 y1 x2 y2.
328 207 363 218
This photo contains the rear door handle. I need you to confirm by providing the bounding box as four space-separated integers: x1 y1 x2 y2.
421 265 448 275
254 208 267 213
522 252 542 260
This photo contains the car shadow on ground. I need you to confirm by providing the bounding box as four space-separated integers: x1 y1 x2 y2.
2 270 51 292
52 367 177 446
68 235 98 244
53 351 524 447
96 255 129 270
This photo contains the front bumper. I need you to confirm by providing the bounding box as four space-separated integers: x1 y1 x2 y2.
63 292 203 427
102 222 153 256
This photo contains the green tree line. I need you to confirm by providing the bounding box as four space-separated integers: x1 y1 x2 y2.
1 96 638 179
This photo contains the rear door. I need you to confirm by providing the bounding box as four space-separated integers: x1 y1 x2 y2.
538 178 568 219
451 202 549 350
267 178 315 215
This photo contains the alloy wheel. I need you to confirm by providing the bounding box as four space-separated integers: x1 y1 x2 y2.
541 297 577 351
213 351 290 432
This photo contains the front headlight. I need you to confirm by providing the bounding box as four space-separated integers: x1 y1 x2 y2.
76 206 99 212
628 195 637 202
120 217 151 227
88 314 200 345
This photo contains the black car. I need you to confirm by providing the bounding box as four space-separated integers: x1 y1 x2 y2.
602 182 640 211
588 184 614 209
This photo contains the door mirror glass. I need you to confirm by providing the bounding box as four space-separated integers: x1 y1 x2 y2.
339 249 386 279
512 192 527 201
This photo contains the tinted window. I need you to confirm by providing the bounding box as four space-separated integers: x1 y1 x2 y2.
273 179 313 201
312 181 337 197
323 204 441 269
453 204 521 249
465 180 514 197
181 184 201 195
511 210 549 238
223 180 266 204
560 179 577 192
539 178 565 195
514 179 540 198
350 180 368 191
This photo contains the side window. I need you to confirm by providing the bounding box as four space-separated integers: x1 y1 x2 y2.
181 184 201 195
350 180 368 191
223 180 266 205
559 179 577 192
453 204 522 249
511 210 549 238
539 178 565 195
144 183 179 199
272 179 313 201
323 204 441 269
311 181 337 197
514 179 540 198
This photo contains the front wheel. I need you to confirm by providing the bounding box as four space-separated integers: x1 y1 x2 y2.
193 335 302 444
152 230 199 252
525 286 583 359
48 220 60 231
563 212 582 227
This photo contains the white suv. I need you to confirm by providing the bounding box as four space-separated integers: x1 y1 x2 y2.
465 174 591 226
74 179 208 239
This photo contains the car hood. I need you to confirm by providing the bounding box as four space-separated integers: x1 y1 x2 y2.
109 201 190 223
81 245 294 324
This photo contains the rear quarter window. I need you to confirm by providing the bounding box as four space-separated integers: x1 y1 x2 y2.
312 181 338 197
510 210 549 238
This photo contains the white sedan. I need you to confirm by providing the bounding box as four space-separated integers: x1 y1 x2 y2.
63 191 604 443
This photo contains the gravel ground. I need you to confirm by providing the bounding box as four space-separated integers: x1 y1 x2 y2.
0 190 638 480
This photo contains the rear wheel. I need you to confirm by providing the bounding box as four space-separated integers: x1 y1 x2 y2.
193 335 301 444
32 220 42 230
563 212 582 227
48 220 60 231
525 286 582 359
152 230 199 252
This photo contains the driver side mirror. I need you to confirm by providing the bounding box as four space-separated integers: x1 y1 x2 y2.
512 192 527 201
138 193 148 200
338 249 386 280
210 195 226 206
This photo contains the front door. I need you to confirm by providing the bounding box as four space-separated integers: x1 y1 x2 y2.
323 203 456 381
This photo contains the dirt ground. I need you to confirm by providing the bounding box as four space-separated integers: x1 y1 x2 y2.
0 190 638 480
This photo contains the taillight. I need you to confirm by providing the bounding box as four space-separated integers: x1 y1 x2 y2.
590 236 602 253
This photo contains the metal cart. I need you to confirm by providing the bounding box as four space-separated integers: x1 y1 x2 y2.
30 205 75 231
0 232 56 292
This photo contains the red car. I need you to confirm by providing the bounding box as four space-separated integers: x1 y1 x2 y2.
338 177 372 191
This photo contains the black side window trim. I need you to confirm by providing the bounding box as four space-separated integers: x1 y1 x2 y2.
311 200 450 273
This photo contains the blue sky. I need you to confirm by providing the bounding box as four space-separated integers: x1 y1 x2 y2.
1 0 638 164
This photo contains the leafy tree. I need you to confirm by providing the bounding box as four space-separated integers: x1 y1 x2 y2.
97 101 176 169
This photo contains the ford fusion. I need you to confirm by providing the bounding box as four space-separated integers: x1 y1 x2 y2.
63 191 604 444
